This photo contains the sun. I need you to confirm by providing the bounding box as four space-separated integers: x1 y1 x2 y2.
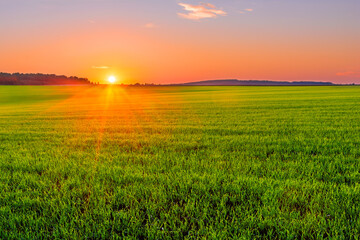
108 76 116 84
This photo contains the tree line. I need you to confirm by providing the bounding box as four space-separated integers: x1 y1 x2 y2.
0 72 92 85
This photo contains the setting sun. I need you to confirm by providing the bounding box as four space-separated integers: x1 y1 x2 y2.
108 76 116 84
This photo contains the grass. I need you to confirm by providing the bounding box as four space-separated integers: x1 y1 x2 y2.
0 85 360 239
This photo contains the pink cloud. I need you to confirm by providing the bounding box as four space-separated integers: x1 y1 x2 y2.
202 3 216 9
145 23 156 28
239 9 254 14
92 66 110 69
178 3 227 20
336 71 360 78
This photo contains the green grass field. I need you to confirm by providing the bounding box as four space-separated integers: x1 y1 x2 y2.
0 86 360 239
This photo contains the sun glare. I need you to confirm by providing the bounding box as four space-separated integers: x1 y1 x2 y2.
108 76 116 84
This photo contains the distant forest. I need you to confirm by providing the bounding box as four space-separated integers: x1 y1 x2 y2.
0 72 92 85
175 79 335 86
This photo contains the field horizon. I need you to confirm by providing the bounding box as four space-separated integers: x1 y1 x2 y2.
0 72 344 86
1 85 360 238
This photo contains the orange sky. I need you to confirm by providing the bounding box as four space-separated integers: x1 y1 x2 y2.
0 0 359 84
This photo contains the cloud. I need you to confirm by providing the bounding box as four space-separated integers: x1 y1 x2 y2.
145 23 156 28
202 3 216 9
239 8 254 14
336 71 360 78
240 9 254 14
178 3 227 20
92 66 110 69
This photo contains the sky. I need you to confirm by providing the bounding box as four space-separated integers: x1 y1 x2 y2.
0 0 359 84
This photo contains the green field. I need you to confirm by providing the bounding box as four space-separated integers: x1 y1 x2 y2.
0 86 360 239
